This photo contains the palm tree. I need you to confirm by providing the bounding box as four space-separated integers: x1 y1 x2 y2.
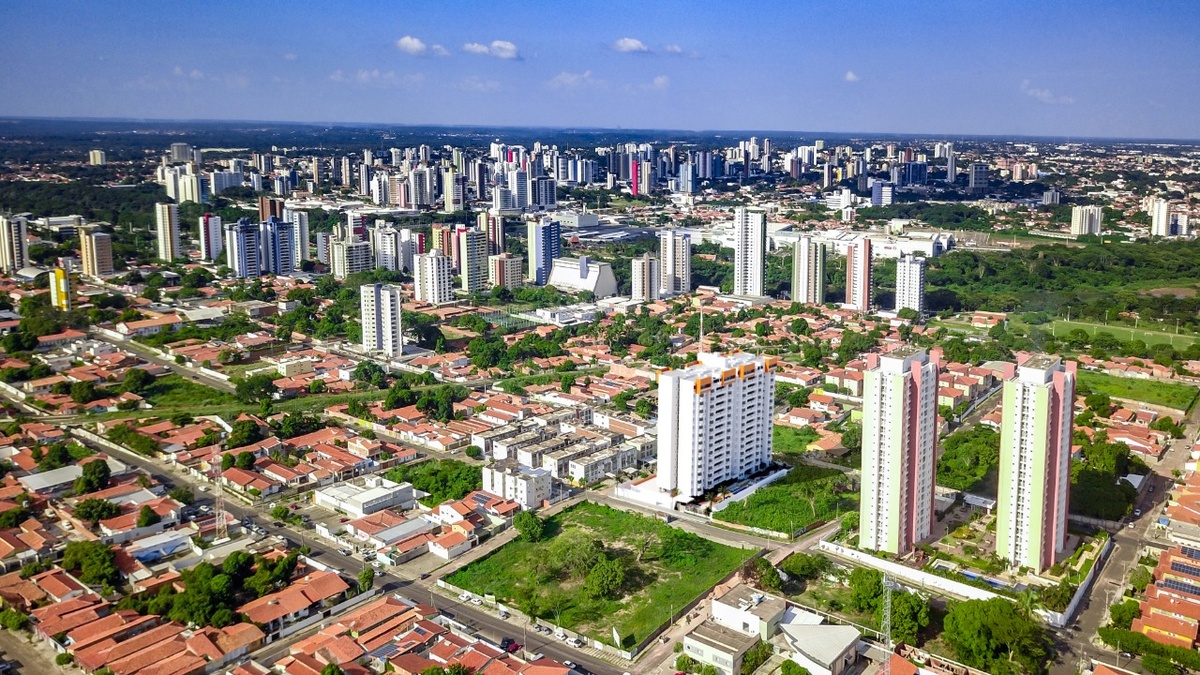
1016 588 1039 617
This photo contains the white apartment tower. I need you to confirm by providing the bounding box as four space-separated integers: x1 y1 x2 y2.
996 355 1075 572
330 240 373 280
360 283 405 357
0 215 29 275
224 220 261 278
658 229 691 296
155 203 180 261
371 224 402 272
657 352 776 501
79 227 113 279
631 254 660 303
791 236 826 305
415 249 454 304
458 228 488 293
894 253 926 315
844 239 872 311
733 206 766 296
1070 205 1103 238
488 253 523 289
859 346 939 555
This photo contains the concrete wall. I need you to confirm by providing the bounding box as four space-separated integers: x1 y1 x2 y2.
817 540 999 602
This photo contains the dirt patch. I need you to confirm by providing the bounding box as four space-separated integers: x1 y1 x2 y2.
1144 286 1197 298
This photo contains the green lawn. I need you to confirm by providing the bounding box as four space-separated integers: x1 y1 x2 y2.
1042 319 1199 348
143 374 237 408
773 424 820 454
712 465 857 534
445 502 751 648
1077 370 1199 411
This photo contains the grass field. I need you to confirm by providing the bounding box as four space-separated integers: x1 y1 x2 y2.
445 502 750 648
1040 320 1199 348
712 465 857 534
773 424 820 454
1077 370 1199 411
142 374 237 408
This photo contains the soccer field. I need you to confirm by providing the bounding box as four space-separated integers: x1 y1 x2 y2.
1044 320 1199 348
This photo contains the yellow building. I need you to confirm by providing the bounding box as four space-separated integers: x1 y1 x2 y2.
49 268 74 311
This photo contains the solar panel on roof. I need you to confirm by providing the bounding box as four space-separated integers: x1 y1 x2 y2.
1162 578 1200 597
1173 560 1200 578
369 643 401 659
1183 546 1200 561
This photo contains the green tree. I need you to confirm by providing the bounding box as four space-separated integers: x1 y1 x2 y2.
167 486 194 504
888 592 931 645
513 510 546 543
62 540 120 587
943 598 1049 675
840 423 862 452
634 398 655 419
0 608 29 631
358 568 375 593
321 664 344 675
122 367 155 393
74 497 121 525
1130 566 1153 593
848 568 883 613
74 459 112 494
780 552 829 580
226 419 265 449
1109 599 1141 630
781 662 811 675
234 374 278 403
137 504 161 527
236 451 256 470
221 453 235 471
583 556 625 599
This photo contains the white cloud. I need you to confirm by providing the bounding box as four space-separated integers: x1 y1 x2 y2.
395 35 428 55
546 70 601 89
331 69 422 88
663 44 682 54
460 76 500 92
189 69 205 80
172 66 184 77
431 44 449 57
844 70 860 82
648 75 669 90
612 37 649 53
463 40 519 59
283 53 297 61
1021 79 1074 105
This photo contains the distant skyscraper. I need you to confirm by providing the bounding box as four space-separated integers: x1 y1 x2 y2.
1149 198 1185 237
79 226 113 279
526 218 561 285
1042 188 1061 205
155 203 180 261
415 249 454 304
657 229 691 297
480 213 505 255
968 162 989 193
859 346 939 555
894 253 926 315
507 168 529 209
169 143 192 163
458 228 488 293
0 216 29 275
945 145 957 182
285 210 309 266
1070 205 1104 238
224 219 261 278
199 214 223 262
88 150 106 166
360 283 405 357
995 355 1074 572
677 161 696 194
259 217 295 275
657 352 776 501
791 237 826 305
871 181 895 206
631 254 660 303
488 253 523 290
733 206 766 296
371 224 401 272
845 239 872 311
442 167 464 213
532 176 557 208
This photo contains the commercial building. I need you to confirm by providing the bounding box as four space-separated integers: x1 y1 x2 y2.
894 253 925 315
733 207 766 296
859 346 938 555
360 283 405 357
791 236 826 305
996 355 1075 571
155 203 180 261
1070 205 1104 238
414 249 454 304
481 461 551 510
79 226 113 278
631 254 660 303
313 476 415 519
658 229 691 296
546 256 618 298
844 239 871 311
657 352 775 501
458 227 488 293
488 253 523 289
199 214 223 261
870 181 895 207
526 218 561 285
682 621 759 675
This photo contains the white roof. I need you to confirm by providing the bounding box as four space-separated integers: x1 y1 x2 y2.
780 624 861 667
18 458 127 492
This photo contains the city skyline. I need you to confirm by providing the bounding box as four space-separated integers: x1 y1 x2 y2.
2 1 1199 140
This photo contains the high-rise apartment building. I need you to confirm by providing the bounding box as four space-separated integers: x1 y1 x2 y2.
488 253 523 290
968 162 989 193
49 268 74 311
360 283 405 357
199 214 223 262
894 253 926 315
1070 205 1104 238
259 218 295 275
442 168 465 213
526 218 561 285
169 143 192 163
844 239 872 311
791 237 826 305
371 224 401 272
996 355 1075 572
88 150 106 166
284 210 310 266
330 240 373 280
481 213 505 255
258 196 284 222
224 219 261 278
656 352 776 501
871 181 895 206
531 176 557 209
859 346 939 555
507 169 529 209
1150 198 1186 237
79 226 113 279
0 216 28 276
458 228 488 293
733 206 766 296
415 249 454 305
657 229 691 297
155 203 180 261
631 254 660 303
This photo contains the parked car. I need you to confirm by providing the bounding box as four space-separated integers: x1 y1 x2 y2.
338 549 351 556
500 638 515 651
272 521 285 527
567 637 583 648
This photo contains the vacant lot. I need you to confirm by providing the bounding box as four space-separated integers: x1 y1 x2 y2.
446 502 750 647
1077 370 1199 411
712 465 857 534
143 374 237 408
773 424 820 455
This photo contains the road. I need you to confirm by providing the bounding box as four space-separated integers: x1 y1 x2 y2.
90 333 237 394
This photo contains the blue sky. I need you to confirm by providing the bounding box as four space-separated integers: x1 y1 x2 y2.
2 1 1198 139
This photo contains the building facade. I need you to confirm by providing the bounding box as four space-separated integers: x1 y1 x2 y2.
526 218 561 285
360 283 405 357
79 226 113 278
155 203 180 261
488 253 523 290
631 254 660 303
658 229 691 296
792 237 826 305
844 239 871 311
894 253 926 315
1070 205 1103 238
414 249 454 304
733 206 766 297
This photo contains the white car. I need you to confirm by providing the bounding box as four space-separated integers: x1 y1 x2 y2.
471 597 483 606
459 592 471 601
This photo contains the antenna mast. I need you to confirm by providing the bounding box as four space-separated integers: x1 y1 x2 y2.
211 450 227 541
